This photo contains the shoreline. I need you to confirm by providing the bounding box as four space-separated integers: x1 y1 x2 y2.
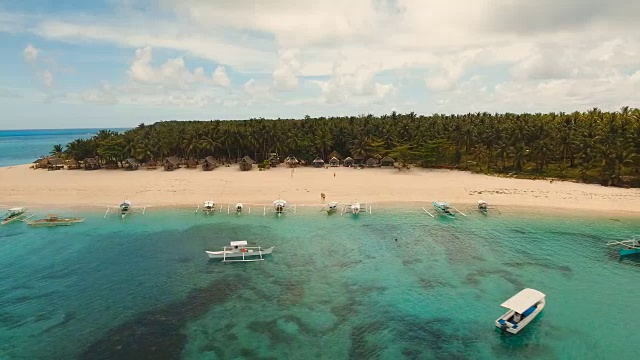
1 163 640 218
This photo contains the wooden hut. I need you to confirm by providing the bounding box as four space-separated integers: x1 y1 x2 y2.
329 157 340 167
353 154 365 166
202 156 217 171
146 159 157 170
343 157 354 167
239 156 255 171
46 158 64 171
380 156 395 167
105 160 119 169
327 150 342 161
366 158 378 168
285 155 299 168
83 158 101 170
312 157 325 168
164 157 181 171
124 158 140 171
268 154 280 167
65 159 81 170
185 158 198 169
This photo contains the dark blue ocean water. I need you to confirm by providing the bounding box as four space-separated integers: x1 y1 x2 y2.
1 207 639 359
0 129 128 167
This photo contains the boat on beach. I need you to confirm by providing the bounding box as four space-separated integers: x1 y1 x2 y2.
495 288 546 334
1 207 32 225
205 241 274 262
26 214 85 227
325 201 339 214
341 202 371 215
476 200 500 215
273 199 287 215
423 201 466 218
607 237 640 256
196 200 216 215
120 200 132 219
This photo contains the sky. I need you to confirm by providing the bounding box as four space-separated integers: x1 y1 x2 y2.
0 0 639 129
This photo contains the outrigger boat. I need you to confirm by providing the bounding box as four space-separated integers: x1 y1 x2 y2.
341 202 371 215
234 203 244 214
119 200 132 219
273 199 286 214
607 236 640 256
1 207 33 225
476 200 500 215
495 288 546 334
205 241 274 262
324 201 339 214
196 201 216 215
26 214 85 227
103 199 146 219
423 201 466 218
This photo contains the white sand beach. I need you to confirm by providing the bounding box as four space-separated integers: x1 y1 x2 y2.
1 164 639 215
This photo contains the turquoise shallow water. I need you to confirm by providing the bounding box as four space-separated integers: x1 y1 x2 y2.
1 207 639 359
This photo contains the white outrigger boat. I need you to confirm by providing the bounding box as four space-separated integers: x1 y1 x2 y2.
422 201 466 218
324 201 339 214
205 241 274 262
26 214 85 227
196 200 216 215
103 199 146 219
476 200 500 215
263 199 296 216
341 202 371 215
1 207 33 225
495 288 546 334
607 236 640 256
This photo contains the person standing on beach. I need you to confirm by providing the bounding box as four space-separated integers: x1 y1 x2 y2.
334 172 336 178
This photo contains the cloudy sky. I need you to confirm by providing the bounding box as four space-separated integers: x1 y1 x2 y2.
1 0 639 129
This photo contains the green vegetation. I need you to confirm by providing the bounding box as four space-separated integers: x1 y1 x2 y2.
56 107 640 187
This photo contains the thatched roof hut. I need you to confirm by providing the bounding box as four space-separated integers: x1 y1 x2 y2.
83 158 101 170
353 153 365 165
202 156 217 171
46 158 64 171
380 156 395 167
239 156 255 171
146 159 157 170
164 156 181 171
343 157 354 167
329 157 340 167
327 150 342 161
185 158 198 168
65 159 81 170
312 157 325 168
366 158 378 168
105 160 119 169
268 154 280 167
124 158 140 171
284 155 299 168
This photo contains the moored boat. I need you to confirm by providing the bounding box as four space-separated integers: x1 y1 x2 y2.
120 200 132 219
607 237 640 256
205 241 274 262
273 199 287 215
432 201 455 217
495 288 546 334
26 214 85 227
203 200 215 214
1 207 30 225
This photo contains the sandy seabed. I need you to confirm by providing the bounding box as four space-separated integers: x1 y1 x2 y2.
1 164 639 216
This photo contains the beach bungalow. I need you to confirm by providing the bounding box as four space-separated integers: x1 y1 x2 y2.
343 157 354 167
65 159 81 170
124 158 140 171
327 150 342 161
146 159 157 170
380 156 395 167
239 156 255 171
312 157 325 168
366 158 378 168
164 157 181 171
105 160 119 169
268 154 280 167
185 158 198 169
83 158 101 170
202 156 217 171
329 157 340 167
353 154 365 166
46 158 65 171
285 155 299 168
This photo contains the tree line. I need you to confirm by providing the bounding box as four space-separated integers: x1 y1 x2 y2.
53 107 640 187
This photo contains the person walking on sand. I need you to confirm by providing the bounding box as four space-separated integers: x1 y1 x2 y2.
333 172 336 178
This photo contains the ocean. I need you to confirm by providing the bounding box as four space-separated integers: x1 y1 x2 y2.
1 207 639 359
0 129 128 168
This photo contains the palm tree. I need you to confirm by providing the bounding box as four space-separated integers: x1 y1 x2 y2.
50 144 64 158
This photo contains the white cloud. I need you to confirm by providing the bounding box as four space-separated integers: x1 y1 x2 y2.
23 44 39 63
42 70 53 87
316 64 395 104
81 81 118 105
213 66 230 87
272 49 301 91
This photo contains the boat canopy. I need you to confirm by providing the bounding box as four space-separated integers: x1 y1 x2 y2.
478 200 487 205
273 200 287 206
434 201 449 207
121 200 132 206
500 288 546 313
230 241 248 247
204 201 214 207
8 207 24 213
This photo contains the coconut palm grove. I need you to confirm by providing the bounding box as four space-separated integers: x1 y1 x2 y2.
54 107 640 187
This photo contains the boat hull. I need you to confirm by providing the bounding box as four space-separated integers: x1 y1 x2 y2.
206 247 274 259
26 218 85 227
495 300 545 334
619 248 640 256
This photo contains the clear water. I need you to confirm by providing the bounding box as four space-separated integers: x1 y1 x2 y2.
0 129 128 167
0 207 638 359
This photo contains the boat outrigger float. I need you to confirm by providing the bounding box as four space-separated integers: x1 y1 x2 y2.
495 288 546 334
25 214 85 227
607 236 640 256
1 207 33 225
205 241 274 262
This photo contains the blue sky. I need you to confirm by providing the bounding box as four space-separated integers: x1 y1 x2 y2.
1 0 639 129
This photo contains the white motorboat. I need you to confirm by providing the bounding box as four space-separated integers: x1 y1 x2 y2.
495 288 546 334
205 241 274 262
273 199 287 214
